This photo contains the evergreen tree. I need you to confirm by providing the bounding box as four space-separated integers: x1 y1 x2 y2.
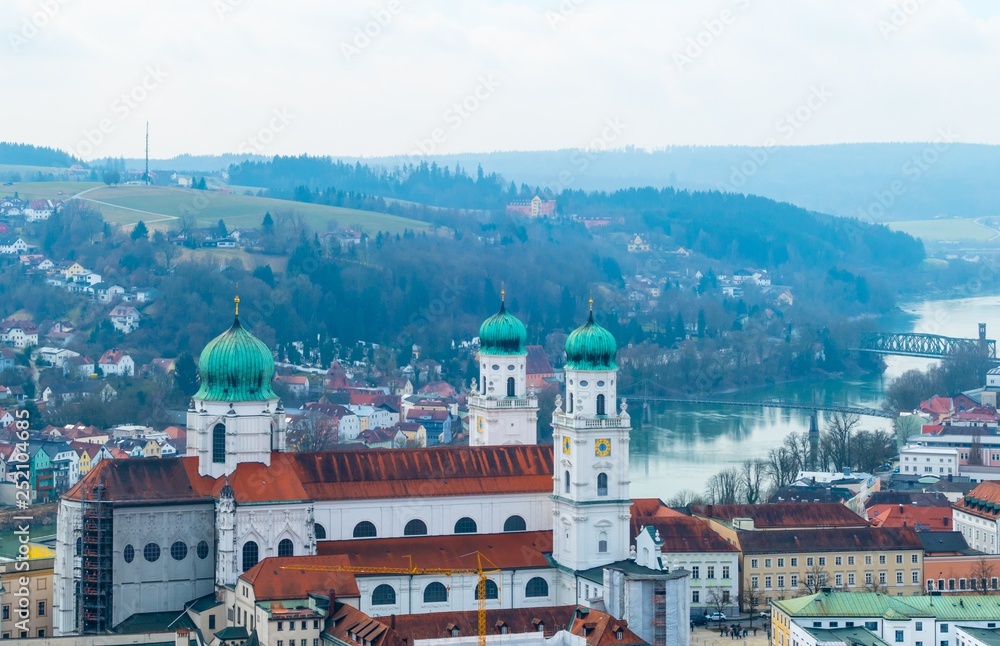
215 219 228 239
261 211 274 234
131 220 149 240
174 352 199 397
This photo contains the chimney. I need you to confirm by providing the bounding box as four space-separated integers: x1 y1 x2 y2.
391 614 396 630
899 504 904 513
326 589 337 618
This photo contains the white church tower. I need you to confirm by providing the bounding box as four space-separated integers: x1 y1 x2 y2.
468 292 538 445
552 302 631 573
186 295 287 478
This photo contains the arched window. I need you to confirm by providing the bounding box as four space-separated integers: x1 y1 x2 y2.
197 541 210 559
475 579 499 600
372 584 396 606
424 582 448 603
525 577 549 598
598 532 608 553
597 473 609 496
353 521 377 538
76 537 82 556
123 544 134 563
404 519 428 536
278 539 294 557
242 541 259 571
314 523 327 540
568 393 574 414
212 423 226 464
596 394 606 416
564 471 570 494
507 377 516 397
454 517 477 534
503 515 527 532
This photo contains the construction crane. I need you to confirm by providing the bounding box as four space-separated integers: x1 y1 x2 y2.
282 552 500 646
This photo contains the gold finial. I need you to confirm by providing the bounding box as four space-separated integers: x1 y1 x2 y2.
234 293 240 316
501 281 505 303
589 290 594 312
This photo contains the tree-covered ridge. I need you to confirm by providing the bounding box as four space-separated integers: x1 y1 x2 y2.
558 187 925 272
0 142 80 167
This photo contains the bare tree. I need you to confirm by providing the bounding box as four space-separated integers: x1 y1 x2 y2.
740 579 764 628
705 467 745 504
766 445 800 489
972 556 998 594
705 586 730 629
666 489 705 507
740 458 769 503
798 563 831 595
863 577 888 594
823 412 861 471
969 428 985 466
286 415 337 452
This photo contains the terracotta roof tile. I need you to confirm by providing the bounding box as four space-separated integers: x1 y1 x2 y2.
289 445 553 501
240 554 359 600
690 503 868 529
63 456 215 503
868 504 953 530
317 531 554 570
737 526 923 554
954 481 1000 519
327 603 404 646
631 502 738 553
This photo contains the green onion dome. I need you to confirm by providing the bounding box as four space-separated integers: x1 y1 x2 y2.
565 311 618 371
478 301 527 356
194 316 278 402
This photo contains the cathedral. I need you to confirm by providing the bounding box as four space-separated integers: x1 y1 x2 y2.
52 297 689 643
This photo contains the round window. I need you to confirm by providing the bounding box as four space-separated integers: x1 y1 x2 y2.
597 380 605 387
197 541 210 559
123 544 135 563
492 364 500 371
170 541 188 561
580 380 589 387
143 543 161 563
507 365 515 371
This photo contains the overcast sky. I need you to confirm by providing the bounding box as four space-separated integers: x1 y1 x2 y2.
3 0 999 160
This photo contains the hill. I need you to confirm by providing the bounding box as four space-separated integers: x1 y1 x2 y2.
51 184 432 235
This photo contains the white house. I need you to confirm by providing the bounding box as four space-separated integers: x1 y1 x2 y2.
33 346 80 369
108 306 141 334
94 283 126 304
0 319 39 348
98 349 135 377
24 199 55 221
348 404 396 430
900 444 960 476
0 237 30 254
952 480 1000 554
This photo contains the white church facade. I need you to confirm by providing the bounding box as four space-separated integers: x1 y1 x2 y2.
53 295 690 645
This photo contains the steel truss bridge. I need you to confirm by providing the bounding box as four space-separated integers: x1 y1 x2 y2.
857 324 996 361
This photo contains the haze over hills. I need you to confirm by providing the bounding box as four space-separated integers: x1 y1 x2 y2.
94 143 998 221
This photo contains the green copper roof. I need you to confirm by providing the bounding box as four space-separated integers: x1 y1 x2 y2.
478 301 527 356
194 316 278 402
565 311 617 371
772 591 1000 621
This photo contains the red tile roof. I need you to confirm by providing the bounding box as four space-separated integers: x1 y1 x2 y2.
868 504 953 530
386 606 645 646
286 445 552 502
690 503 868 529
63 456 215 503
406 409 449 421
327 603 404 646
954 481 1000 520
631 501 738 553
240 554 359 600
737 526 923 554
98 349 130 365
317 531 553 570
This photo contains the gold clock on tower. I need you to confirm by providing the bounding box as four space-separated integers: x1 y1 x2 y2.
563 436 572 454
595 438 611 456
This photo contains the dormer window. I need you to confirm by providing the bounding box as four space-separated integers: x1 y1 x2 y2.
451 628 460 638
617 629 624 640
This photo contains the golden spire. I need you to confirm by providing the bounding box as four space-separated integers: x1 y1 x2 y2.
501 280 505 303
234 293 240 316
589 288 594 312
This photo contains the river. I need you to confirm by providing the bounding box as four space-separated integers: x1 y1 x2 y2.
628 294 1000 499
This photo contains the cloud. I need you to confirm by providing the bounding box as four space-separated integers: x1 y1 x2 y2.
2 0 997 159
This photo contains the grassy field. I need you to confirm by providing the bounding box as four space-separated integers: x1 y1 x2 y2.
75 185 433 235
889 217 996 243
2 180 100 200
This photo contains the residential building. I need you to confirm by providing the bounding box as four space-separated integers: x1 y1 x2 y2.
772 590 1000 646
108 305 141 334
506 195 556 218
921 530 1000 593
632 499 740 616
0 237 30 254
0 319 39 348
953 481 1000 553
0 557 54 640
900 444 960 476
98 349 135 376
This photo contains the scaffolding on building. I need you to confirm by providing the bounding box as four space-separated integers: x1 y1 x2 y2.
79 480 113 633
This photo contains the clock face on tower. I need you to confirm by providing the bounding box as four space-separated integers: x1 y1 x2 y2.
563 436 572 454
595 438 611 457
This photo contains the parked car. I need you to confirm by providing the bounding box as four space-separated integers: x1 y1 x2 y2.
759 611 771 618
706 612 727 622
692 615 709 627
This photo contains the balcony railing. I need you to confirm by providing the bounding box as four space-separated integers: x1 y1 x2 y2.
468 395 538 409
552 413 628 429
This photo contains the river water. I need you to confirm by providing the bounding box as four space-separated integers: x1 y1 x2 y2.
629 294 1000 499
